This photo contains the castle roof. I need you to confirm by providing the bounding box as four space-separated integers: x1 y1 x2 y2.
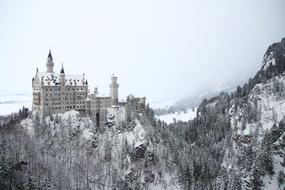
36 72 87 87
48 49 53 60
60 63 65 74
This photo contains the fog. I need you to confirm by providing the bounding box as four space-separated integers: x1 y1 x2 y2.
1 0 285 103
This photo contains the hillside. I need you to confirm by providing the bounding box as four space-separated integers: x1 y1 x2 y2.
1 38 285 190
159 37 285 189
0 105 181 189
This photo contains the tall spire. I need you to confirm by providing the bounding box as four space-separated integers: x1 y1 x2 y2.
48 49 53 60
60 62 65 74
46 49 54 73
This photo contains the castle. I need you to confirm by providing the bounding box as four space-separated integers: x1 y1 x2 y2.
32 50 146 126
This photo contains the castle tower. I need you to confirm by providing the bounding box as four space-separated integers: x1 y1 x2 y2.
46 49 54 73
109 73 119 106
60 63 66 112
60 63 65 85
94 87 98 96
32 68 38 87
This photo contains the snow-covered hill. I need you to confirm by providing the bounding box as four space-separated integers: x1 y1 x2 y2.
223 74 285 190
174 79 246 109
2 106 180 189
156 108 196 124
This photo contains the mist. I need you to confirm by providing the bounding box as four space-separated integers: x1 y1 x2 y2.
1 0 285 103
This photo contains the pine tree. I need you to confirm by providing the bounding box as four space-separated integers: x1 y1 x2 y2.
260 131 274 175
41 178 52 190
247 158 264 190
23 176 38 190
0 162 9 189
227 170 241 190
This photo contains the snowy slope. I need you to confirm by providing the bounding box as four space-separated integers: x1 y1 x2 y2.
224 74 285 190
19 108 180 190
156 108 197 124
230 74 285 136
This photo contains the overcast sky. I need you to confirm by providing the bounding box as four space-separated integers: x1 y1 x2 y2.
1 0 285 103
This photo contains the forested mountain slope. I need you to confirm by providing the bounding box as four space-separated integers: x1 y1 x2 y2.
1 38 285 190
158 37 285 189
0 106 181 190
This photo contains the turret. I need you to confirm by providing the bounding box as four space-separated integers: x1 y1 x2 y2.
109 73 119 106
60 63 65 86
94 87 98 95
32 68 38 87
46 49 54 73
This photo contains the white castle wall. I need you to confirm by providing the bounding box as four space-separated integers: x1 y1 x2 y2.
32 51 145 127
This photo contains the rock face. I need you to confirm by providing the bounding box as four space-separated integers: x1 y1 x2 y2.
100 107 179 189
262 37 285 71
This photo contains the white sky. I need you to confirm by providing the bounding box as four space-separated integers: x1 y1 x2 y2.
1 0 285 102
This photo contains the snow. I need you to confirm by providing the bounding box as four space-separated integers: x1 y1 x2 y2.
57 110 80 120
82 128 93 139
47 110 94 140
21 118 34 136
104 107 180 189
35 72 87 86
233 75 285 136
156 108 197 124
0 93 32 115
262 52 276 71
226 74 285 189
131 119 145 146
107 107 126 123
262 154 284 190
106 107 146 146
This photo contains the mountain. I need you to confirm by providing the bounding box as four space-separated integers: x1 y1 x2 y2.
152 80 245 124
159 37 285 189
174 79 246 109
261 37 285 71
1 37 285 190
